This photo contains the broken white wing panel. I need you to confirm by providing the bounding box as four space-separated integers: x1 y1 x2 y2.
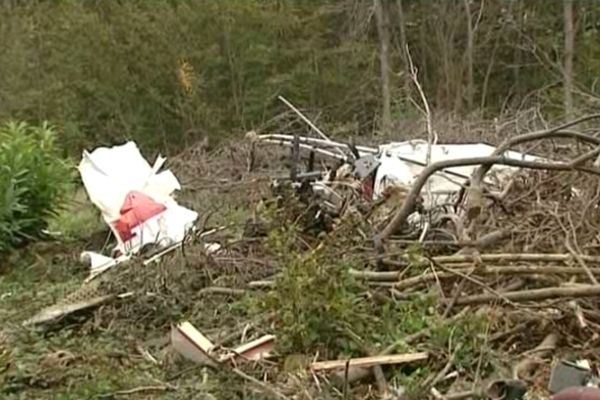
373 140 541 208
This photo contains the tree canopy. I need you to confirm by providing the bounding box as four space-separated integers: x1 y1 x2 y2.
0 1 598 153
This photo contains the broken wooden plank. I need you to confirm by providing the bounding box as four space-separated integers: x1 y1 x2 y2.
220 334 275 362
23 294 117 326
310 352 428 372
170 321 219 367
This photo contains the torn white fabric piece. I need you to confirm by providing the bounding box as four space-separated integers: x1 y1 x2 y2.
78 141 198 257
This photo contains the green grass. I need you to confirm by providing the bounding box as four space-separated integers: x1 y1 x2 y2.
0 248 227 399
47 188 105 243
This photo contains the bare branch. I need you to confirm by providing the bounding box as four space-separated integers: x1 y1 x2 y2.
452 284 600 306
377 152 600 241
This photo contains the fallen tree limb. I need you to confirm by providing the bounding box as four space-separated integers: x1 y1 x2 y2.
443 390 479 400
371 252 600 265
277 95 347 159
230 367 290 400
462 116 600 240
430 259 514 305
468 114 600 195
433 253 600 264
254 134 377 154
566 241 599 284
422 344 461 391
260 139 347 161
247 280 275 288
377 154 600 241
452 284 600 306
354 266 600 290
459 229 511 252
97 384 176 399
512 333 558 380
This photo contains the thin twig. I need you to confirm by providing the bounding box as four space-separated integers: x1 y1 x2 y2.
230 367 290 400
361 265 600 290
442 277 468 318
343 360 350 400
97 385 175 398
406 45 437 245
199 287 247 296
277 96 347 158
566 241 598 284
434 252 600 264
423 344 461 390
429 259 517 307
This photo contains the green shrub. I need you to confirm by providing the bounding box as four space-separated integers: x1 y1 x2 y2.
257 224 374 358
0 121 73 253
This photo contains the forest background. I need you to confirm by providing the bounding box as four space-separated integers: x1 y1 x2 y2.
1 0 596 156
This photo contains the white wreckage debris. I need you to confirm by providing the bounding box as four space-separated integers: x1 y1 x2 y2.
78 141 218 277
370 140 542 214
251 134 545 230
171 321 275 367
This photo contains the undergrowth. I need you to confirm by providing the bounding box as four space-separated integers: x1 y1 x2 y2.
260 224 373 358
249 187 492 396
0 121 73 254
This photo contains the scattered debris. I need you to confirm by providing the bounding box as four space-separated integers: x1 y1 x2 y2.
17 113 600 398
24 294 117 327
251 134 549 234
170 321 275 367
170 321 219 367
220 334 275 363
79 141 197 254
552 386 600 400
549 360 597 394
78 141 202 277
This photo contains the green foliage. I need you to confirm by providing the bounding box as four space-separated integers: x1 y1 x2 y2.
1 0 600 148
0 121 73 253
253 194 491 374
47 189 104 242
259 224 372 357
0 1 377 154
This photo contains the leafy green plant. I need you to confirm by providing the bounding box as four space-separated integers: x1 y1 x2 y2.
258 224 373 357
0 121 73 253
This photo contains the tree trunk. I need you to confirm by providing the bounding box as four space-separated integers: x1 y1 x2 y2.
563 0 574 119
513 0 524 100
463 0 474 112
395 0 410 94
374 0 392 135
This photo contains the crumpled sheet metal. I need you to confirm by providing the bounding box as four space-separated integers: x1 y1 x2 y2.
373 140 543 207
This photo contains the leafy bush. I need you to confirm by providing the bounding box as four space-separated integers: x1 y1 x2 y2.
0 121 73 253
256 222 375 358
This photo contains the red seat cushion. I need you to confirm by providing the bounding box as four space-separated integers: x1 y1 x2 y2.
112 191 166 242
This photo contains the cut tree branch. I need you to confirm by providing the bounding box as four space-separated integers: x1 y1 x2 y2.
356 265 600 291
451 284 600 306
